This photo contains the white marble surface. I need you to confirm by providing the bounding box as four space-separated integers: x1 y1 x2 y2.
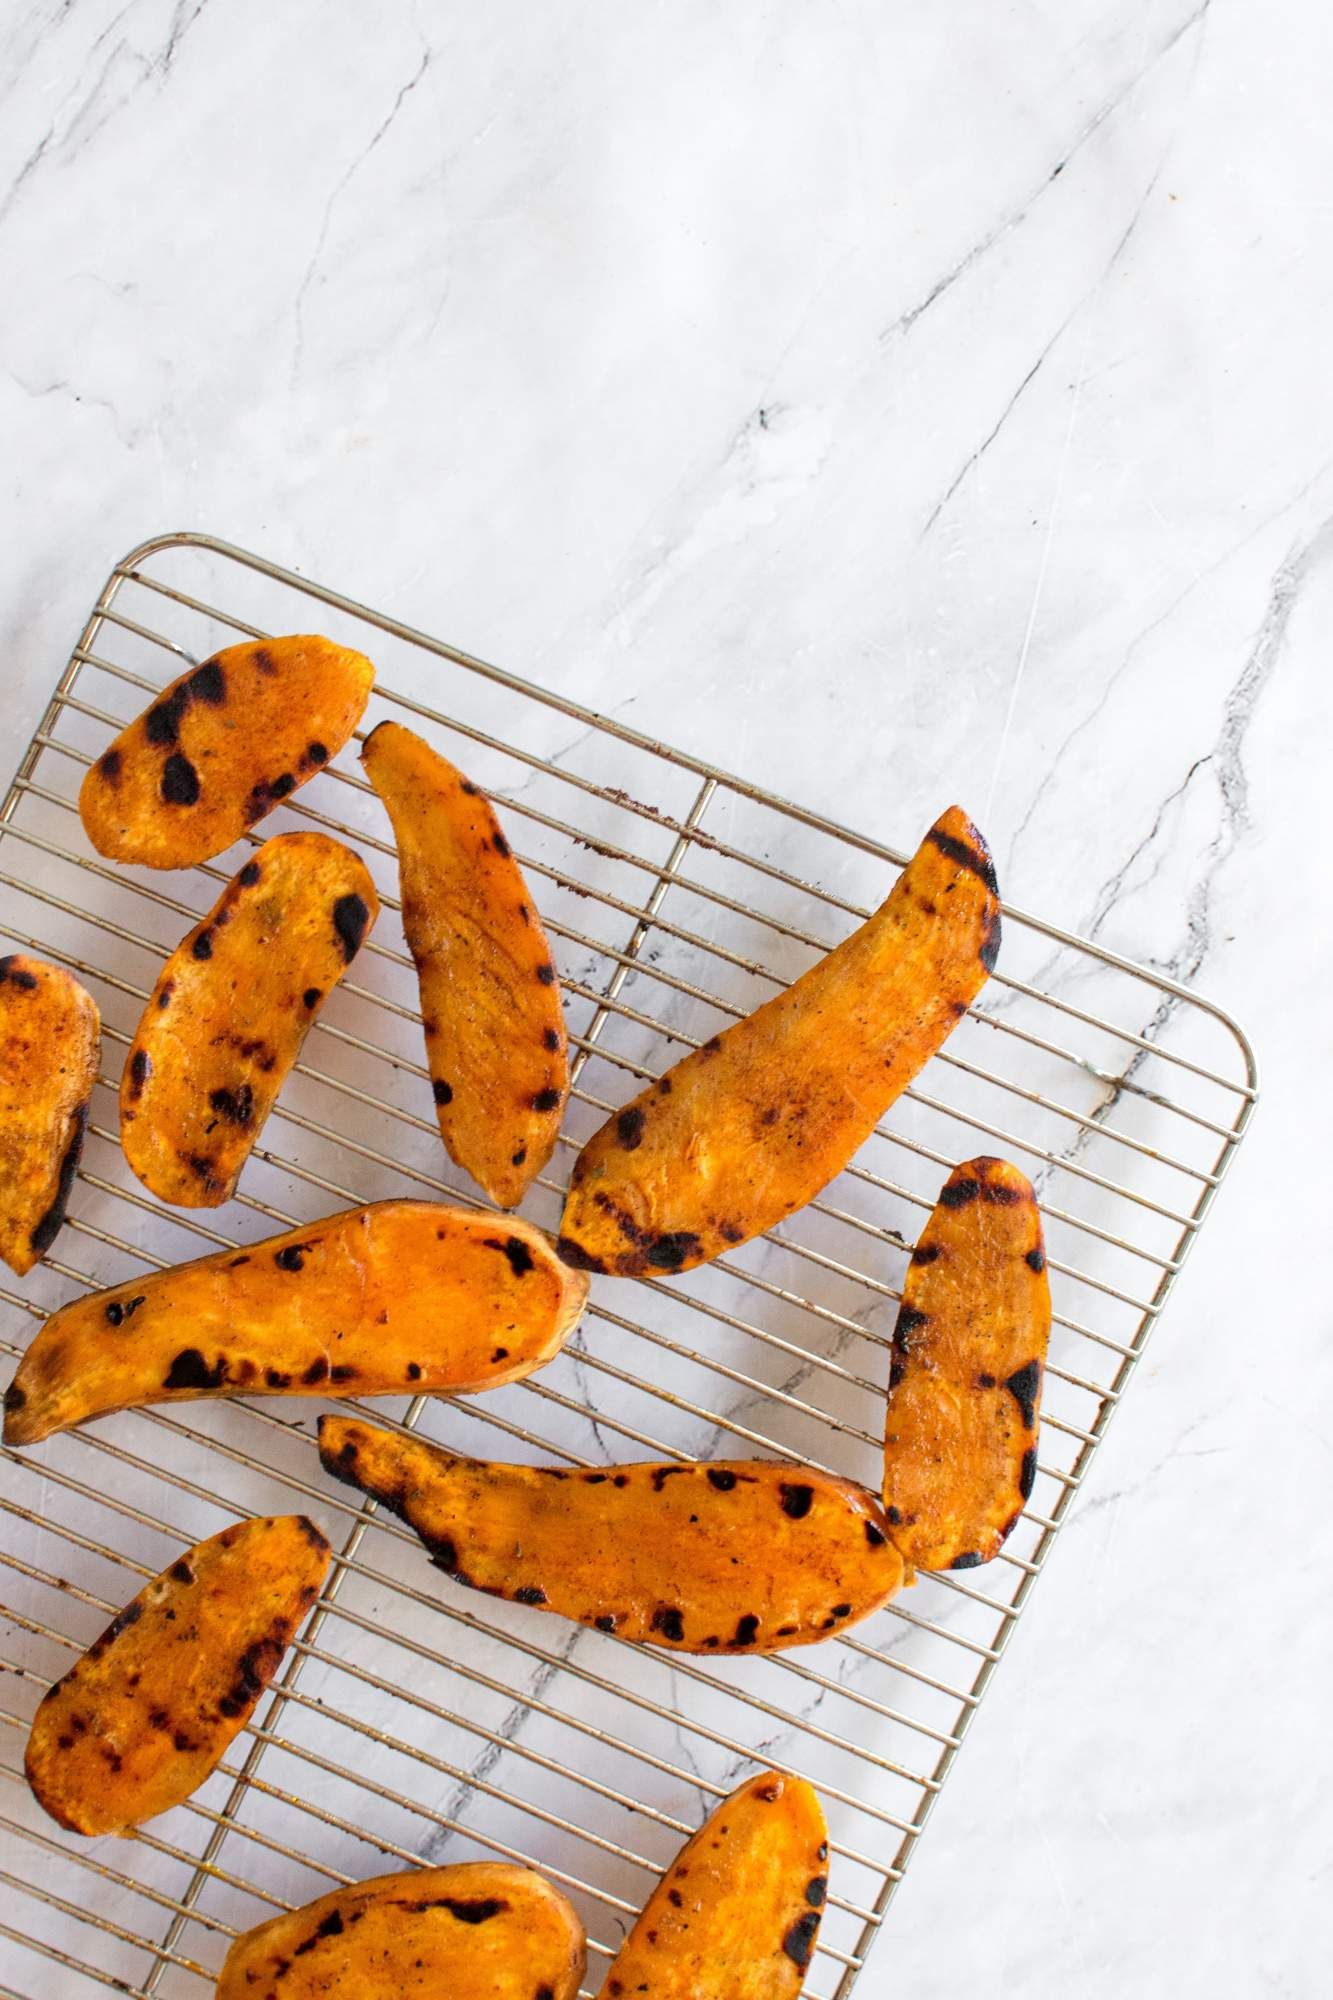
1 2 1330 1994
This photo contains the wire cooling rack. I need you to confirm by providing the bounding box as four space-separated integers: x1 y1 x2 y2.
0 532 1256 1998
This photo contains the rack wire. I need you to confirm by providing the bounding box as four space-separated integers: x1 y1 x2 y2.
0 532 1256 1998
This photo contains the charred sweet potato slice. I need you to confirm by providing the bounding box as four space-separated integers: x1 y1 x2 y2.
0 955 99 1275
558 804 1000 1276
216 1862 586 2000
320 1417 905 1651
597 1769 829 2000
3 1200 587 1446
119 832 378 1207
79 635 374 870
25 1514 329 1835
884 1156 1051 1571
361 721 569 1208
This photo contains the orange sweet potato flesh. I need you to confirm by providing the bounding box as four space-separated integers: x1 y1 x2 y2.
319 1416 905 1652
216 1862 586 2000
25 1514 329 1835
78 635 374 870
3 1200 587 1447
597 1770 829 2000
884 1156 1051 1571
120 832 379 1207
361 721 569 1208
0 955 99 1275
558 804 1000 1276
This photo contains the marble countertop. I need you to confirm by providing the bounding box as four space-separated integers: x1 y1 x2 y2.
2 4 1327 1995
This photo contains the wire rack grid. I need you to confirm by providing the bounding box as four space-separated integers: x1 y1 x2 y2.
0 532 1256 1999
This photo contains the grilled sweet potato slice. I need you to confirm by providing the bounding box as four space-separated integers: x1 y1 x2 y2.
0 955 99 1275
884 1156 1051 1571
216 1862 586 2000
597 1770 829 2000
361 721 568 1208
79 635 374 870
3 1201 587 1446
319 1416 905 1651
120 832 378 1207
558 804 1000 1276
25 1514 329 1835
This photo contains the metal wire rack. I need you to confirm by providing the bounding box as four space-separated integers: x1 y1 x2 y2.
0 532 1256 1998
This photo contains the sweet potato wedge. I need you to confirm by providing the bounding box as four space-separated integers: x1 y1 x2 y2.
597 1769 829 2000
79 634 374 870
25 1514 329 1835
361 721 569 1208
120 832 379 1207
884 1156 1051 1571
3 1200 587 1447
216 1862 586 2000
558 804 1000 1276
319 1416 905 1651
0 955 99 1275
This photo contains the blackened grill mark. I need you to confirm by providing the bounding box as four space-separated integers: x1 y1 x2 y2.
104 1294 145 1327
895 1304 929 1339
482 1234 535 1279
911 1242 941 1264
29 1101 87 1256
145 686 190 747
511 1147 527 1167
865 1518 886 1546
160 753 200 805
304 740 328 765
886 1506 903 1525
253 646 277 676
1019 1447 1038 1501
532 1086 561 1112
1006 1359 1042 1430
543 1027 560 1051
303 1357 329 1384
783 1911 821 1969
265 1367 292 1388
652 1606 685 1641
303 986 321 1009
980 906 1002 971
3 1385 25 1414
707 1469 737 1491
170 1559 195 1584
515 1585 547 1605
981 1175 1023 1205
941 1175 980 1207
332 893 370 962
492 1346 509 1361
733 1613 760 1646
157 980 174 1008
806 1875 828 1907
209 1083 254 1127
950 1550 984 1570
437 1897 507 1924
268 772 296 798
492 832 511 858
556 1234 605 1272
191 929 213 960
616 1106 645 1150
433 1078 454 1104
646 1231 700 1271
927 824 1000 894
595 1613 617 1631
536 962 556 984
274 1243 312 1272
719 1220 744 1242
1026 1246 1047 1273
0 956 38 989
238 860 261 887
780 1482 814 1519
163 1348 227 1391
190 660 226 703
126 1049 151 1098
293 1908 345 1956
97 747 122 783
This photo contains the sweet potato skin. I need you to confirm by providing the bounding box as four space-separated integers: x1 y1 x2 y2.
78 635 374 870
320 1417 905 1652
25 1515 329 1836
216 1862 586 2000
120 832 379 1207
884 1156 1051 1571
361 721 568 1208
597 1770 829 2000
3 1200 587 1447
558 805 1000 1276
0 955 99 1275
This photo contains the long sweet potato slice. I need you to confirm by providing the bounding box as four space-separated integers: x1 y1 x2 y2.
884 1156 1051 1571
319 1416 905 1652
558 804 1000 1276
120 832 379 1207
597 1770 829 2000
25 1514 329 1835
79 635 374 869
3 1200 587 1447
361 721 569 1207
0 955 99 1275
216 1862 586 2000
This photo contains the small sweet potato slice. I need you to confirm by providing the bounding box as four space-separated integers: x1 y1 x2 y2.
558 804 1000 1276
120 832 379 1207
319 1416 905 1651
884 1156 1051 1571
597 1769 829 2000
79 635 374 870
361 721 568 1207
25 1514 329 1835
3 1201 587 1446
216 1862 586 2000
0 955 99 1275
